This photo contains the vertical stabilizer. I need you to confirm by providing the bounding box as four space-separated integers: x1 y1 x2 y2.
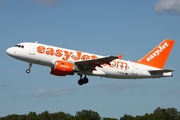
137 39 175 69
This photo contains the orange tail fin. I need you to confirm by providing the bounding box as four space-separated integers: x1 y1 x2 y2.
137 39 175 69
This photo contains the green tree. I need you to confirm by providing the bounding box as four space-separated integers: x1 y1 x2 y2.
37 111 51 120
0 114 27 120
153 107 166 120
143 113 153 120
177 111 180 120
27 111 37 120
103 118 118 120
166 107 178 120
52 111 74 120
120 114 133 120
133 115 144 120
152 107 179 120
74 110 101 120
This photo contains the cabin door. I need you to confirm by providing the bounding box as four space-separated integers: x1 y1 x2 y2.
29 43 36 55
133 64 138 75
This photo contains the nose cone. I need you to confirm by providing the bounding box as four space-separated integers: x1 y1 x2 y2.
6 47 14 56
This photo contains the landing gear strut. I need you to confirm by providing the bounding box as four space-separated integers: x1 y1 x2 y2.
78 74 89 85
26 62 32 74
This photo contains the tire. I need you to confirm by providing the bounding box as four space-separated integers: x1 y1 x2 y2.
78 79 84 85
83 77 89 84
26 69 31 74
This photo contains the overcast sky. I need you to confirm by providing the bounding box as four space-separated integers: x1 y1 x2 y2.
1 0 180 119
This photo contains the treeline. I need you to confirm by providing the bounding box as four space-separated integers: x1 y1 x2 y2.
120 107 180 120
0 110 116 120
0 107 180 120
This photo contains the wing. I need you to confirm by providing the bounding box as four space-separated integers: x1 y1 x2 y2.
148 69 174 75
75 56 118 71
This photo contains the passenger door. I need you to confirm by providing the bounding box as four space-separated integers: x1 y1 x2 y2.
29 43 36 55
132 63 138 75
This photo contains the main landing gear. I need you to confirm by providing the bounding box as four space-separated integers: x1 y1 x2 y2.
78 74 89 85
26 62 32 74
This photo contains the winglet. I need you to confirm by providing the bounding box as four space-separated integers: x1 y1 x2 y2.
137 39 175 69
118 54 123 59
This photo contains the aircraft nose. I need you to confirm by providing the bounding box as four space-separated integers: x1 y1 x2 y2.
6 47 14 56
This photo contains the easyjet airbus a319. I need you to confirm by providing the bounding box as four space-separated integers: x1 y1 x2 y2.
6 39 175 85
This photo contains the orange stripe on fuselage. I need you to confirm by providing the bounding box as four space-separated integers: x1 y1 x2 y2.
36 45 129 70
36 45 98 61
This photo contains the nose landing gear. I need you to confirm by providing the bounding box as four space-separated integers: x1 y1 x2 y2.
78 74 89 85
26 62 32 74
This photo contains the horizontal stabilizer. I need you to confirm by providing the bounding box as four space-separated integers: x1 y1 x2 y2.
148 69 174 75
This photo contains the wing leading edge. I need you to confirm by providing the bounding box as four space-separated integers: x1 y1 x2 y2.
75 56 118 71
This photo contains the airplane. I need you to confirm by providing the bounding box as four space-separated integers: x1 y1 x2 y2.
6 39 175 85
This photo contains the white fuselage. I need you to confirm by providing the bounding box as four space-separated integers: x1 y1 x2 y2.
6 42 171 79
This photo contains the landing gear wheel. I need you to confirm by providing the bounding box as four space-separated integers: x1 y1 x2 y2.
83 77 89 84
78 79 84 85
77 74 89 85
26 69 31 74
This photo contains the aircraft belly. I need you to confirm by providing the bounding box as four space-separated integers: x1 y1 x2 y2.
20 54 54 67
92 69 106 75
99 67 134 78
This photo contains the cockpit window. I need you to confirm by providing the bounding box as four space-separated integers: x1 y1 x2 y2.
15 45 24 48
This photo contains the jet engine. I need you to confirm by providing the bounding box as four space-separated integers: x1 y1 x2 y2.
50 61 75 76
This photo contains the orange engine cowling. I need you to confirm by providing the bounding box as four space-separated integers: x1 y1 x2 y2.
50 67 67 76
50 61 74 76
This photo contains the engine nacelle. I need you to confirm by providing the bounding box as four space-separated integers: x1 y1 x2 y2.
50 61 75 76
50 67 67 76
55 61 74 73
